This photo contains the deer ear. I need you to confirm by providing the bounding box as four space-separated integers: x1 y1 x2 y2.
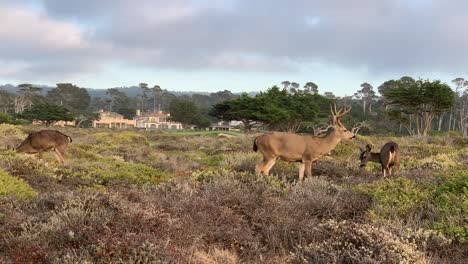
365 144 371 151
359 146 365 152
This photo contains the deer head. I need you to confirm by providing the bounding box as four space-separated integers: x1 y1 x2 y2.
330 103 355 140
359 144 372 167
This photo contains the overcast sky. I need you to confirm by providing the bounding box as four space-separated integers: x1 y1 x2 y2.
0 0 467 95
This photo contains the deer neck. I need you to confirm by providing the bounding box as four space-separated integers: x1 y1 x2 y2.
15 142 32 153
318 130 343 153
369 153 381 163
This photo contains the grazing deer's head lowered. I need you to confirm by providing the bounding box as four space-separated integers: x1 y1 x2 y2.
13 130 72 164
359 142 400 177
253 103 357 181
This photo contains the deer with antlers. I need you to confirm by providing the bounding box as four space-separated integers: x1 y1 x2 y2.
253 104 359 181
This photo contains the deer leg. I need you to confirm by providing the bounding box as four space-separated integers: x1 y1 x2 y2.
255 162 263 175
37 150 44 161
263 158 277 176
383 167 390 177
394 164 400 175
59 150 68 165
53 150 63 164
255 158 267 175
298 163 305 182
303 160 313 180
54 149 66 164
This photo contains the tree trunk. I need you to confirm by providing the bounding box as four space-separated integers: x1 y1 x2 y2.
448 109 453 130
415 113 420 135
409 115 412 134
242 120 251 134
77 119 86 128
422 113 434 136
438 113 444 131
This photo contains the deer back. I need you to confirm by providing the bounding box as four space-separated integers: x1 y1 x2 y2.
380 141 400 167
255 132 310 160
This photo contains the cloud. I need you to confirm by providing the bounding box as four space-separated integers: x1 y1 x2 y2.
2 0 468 83
0 3 109 81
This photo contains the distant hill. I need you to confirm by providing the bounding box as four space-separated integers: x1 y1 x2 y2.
0 84 54 95
0 84 239 98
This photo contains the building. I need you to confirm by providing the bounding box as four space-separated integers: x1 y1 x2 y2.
32 120 76 127
134 110 183 130
93 110 136 128
209 120 242 131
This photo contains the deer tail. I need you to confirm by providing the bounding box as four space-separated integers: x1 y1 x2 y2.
253 138 258 152
67 136 73 143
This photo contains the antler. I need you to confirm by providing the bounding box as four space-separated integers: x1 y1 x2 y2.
351 122 368 135
330 103 352 125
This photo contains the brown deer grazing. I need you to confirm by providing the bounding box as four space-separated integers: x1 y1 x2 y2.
359 142 400 177
12 130 73 164
253 104 358 181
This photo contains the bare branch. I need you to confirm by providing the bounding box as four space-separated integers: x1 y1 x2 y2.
351 121 369 135
313 124 333 136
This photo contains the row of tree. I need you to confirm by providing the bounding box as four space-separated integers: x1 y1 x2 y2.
0 82 237 128
210 77 467 136
0 77 467 137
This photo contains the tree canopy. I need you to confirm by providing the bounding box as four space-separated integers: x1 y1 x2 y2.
210 86 331 133
19 102 74 126
169 99 210 128
47 83 91 114
383 79 454 135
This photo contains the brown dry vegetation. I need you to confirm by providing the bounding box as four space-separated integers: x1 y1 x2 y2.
0 124 467 263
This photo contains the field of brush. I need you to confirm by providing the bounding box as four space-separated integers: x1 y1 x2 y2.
0 124 467 263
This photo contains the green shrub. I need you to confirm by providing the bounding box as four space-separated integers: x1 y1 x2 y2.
0 169 36 200
432 172 468 242
359 172 468 242
92 131 149 146
0 151 55 178
66 159 171 185
0 124 26 138
0 113 12 124
358 178 433 218
200 154 224 168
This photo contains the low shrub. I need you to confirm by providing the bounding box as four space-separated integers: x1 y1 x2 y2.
358 177 433 218
92 131 149 146
0 169 36 200
359 172 468 243
291 220 428 264
0 150 55 178
66 159 172 186
432 171 468 243
0 124 26 138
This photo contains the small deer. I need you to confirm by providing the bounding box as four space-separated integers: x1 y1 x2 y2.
359 142 400 177
11 130 73 164
253 103 359 181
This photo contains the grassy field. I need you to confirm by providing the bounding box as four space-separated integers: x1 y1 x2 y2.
0 124 467 263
